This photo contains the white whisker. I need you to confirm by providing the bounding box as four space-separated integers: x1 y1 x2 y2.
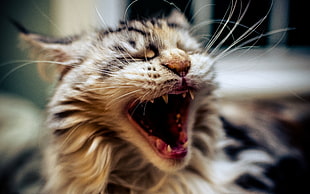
189 3 214 24
95 7 109 29
190 20 214 35
183 0 193 15
205 0 238 52
0 62 33 85
0 60 70 67
215 28 291 60
106 89 142 108
128 98 143 117
162 0 181 12
123 0 139 22
0 60 67 84
31 1 64 35
210 0 251 56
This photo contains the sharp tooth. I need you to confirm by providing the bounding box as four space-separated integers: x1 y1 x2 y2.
182 93 187 98
183 141 188 149
150 99 154 103
162 94 168 104
176 113 181 123
167 145 172 152
189 90 195 100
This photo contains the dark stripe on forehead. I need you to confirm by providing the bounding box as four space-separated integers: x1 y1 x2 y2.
99 26 150 37
127 26 149 36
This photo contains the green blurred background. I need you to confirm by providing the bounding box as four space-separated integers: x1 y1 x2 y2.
0 0 52 107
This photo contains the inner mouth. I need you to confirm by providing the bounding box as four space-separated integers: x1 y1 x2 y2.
127 91 193 159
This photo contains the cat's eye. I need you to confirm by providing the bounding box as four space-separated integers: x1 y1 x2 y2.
133 49 157 60
145 49 156 59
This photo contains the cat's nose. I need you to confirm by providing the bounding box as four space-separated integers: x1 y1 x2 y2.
161 49 191 77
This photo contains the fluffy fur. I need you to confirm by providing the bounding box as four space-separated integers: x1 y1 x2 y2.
4 8 309 194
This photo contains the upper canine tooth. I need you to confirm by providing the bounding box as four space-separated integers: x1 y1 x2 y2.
150 99 154 103
182 93 187 98
189 90 195 100
162 94 168 104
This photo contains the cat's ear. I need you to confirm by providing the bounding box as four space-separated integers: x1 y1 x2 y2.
12 20 88 77
167 10 190 28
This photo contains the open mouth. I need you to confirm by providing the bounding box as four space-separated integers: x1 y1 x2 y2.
127 90 194 159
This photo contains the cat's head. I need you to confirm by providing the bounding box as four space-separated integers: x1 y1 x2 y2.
18 11 217 171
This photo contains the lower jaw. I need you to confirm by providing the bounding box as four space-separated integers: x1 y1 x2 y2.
129 120 189 160
152 138 188 160
152 147 191 172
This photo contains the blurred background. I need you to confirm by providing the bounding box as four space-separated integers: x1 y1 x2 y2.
0 0 309 108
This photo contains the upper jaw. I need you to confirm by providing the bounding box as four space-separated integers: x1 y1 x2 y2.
158 78 196 103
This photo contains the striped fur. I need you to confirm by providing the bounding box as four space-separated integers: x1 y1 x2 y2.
2 9 309 194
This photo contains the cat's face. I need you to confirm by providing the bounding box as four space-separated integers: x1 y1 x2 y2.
21 12 216 171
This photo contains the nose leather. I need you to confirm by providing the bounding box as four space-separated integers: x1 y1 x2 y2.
161 49 191 77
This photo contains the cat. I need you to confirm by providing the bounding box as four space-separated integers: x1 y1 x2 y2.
2 7 309 194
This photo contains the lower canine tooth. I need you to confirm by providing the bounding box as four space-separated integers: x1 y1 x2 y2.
183 141 188 149
167 145 172 152
162 94 168 104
